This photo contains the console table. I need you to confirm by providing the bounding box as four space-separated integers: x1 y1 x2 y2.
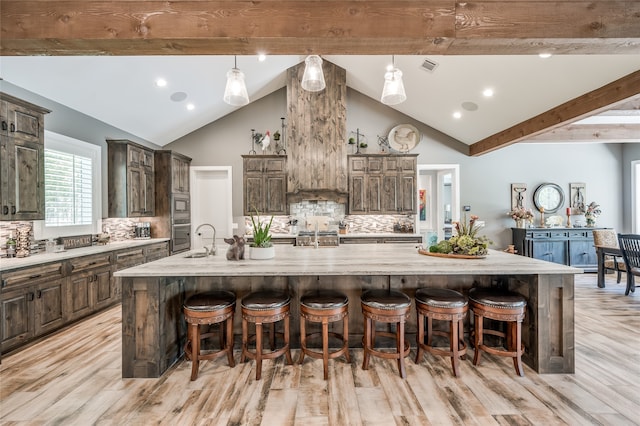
512 227 598 272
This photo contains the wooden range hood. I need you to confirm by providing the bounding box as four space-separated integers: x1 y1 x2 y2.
285 59 348 204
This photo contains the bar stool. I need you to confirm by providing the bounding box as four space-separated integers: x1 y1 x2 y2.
183 290 236 381
241 290 293 380
414 288 468 377
468 287 527 377
361 289 411 379
299 289 350 380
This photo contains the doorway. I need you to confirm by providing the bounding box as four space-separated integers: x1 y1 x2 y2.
417 164 460 243
190 166 233 250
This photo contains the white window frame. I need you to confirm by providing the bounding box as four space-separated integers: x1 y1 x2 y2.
33 131 102 240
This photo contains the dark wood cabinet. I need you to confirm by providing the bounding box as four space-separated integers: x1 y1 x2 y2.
242 155 287 215
1 262 64 353
348 154 417 215
107 140 155 217
153 151 191 254
0 93 49 221
67 253 113 320
512 228 598 271
1 241 169 355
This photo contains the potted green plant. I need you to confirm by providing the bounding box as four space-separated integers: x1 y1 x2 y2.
250 209 275 259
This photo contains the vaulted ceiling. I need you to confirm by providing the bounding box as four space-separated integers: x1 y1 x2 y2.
1 1 639 155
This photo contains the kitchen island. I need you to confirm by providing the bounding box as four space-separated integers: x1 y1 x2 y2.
115 244 580 378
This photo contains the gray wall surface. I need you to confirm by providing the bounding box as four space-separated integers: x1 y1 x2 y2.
167 87 630 249
1 81 162 218
3 80 632 250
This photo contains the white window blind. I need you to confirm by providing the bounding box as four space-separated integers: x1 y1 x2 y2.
34 131 102 240
44 149 93 226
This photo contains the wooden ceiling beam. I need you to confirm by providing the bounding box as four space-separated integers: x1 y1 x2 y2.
469 70 640 156
1 1 640 55
524 124 640 143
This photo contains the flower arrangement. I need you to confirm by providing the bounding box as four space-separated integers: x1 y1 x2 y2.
429 215 492 256
585 201 601 218
584 201 601 227
250 210 274 248
508 206 535 223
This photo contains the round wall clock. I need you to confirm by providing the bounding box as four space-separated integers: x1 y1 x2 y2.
533 183 565 213
388 124 421 153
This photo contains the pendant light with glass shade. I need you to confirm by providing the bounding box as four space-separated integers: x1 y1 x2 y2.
301 55 326 92
380 55 407 105
223 56 250 106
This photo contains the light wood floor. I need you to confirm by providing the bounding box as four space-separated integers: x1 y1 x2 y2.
1 273 639 425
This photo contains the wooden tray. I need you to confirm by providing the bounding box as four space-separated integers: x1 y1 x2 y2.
418 249 486 259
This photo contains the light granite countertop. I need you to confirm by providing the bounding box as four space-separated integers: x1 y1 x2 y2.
114 244 582 277
0 238 170 272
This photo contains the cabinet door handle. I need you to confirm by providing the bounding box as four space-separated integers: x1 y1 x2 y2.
27 292 35 301
29 274 42 279
2 205 8 215
10 123 15 132
36 290 42 299
11 206 16 215
1 121 7 131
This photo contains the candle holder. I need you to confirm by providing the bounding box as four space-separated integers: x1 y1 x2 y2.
566 211 572 228
539 208 545 228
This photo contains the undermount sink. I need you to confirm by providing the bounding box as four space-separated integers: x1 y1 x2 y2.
184 252 209 258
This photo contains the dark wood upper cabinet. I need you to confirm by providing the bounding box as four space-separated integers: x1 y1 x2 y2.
0 93 49 221
348 154 417 215
107 140 155 217
242 155 287 215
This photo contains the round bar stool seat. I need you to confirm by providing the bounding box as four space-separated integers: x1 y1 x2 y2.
468 287 527 377
299 290 350 380
361 289 411 379
415 288 468 377
240 290 293 380
183 290 236 381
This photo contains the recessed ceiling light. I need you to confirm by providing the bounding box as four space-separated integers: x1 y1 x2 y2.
186 103 195 111
482 88 494 97
453 111 462 119
258 54 267 62
538 53 552 59
155 78 167 87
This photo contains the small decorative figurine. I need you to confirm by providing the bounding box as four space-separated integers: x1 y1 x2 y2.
224 235 245 260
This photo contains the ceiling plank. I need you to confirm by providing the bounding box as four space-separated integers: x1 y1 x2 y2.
469 70 640 156
524 124 640 143
1 1 640 55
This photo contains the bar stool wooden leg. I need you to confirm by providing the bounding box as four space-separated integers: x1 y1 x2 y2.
362 316 371 371
226 317 235 367
189 322 200 381
473 313 483 366
415 311 425 364
299 315 307 364
284 315 293 365
255 322 263 380
397 320 406 379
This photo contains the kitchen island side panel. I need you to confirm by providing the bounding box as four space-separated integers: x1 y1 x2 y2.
121 272 574 378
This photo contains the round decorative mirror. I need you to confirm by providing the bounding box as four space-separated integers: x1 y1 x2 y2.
533 183 565 213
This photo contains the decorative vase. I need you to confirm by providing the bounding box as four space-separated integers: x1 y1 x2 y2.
515 219 526 229
250 246 275 260
585 214 596 228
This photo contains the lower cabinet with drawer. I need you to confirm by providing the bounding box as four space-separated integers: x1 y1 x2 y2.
68 253 114 320
1 262 65 354
1 240 170 355
512 227 598 271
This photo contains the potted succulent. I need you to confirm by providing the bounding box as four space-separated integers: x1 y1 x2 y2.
250 209 275 259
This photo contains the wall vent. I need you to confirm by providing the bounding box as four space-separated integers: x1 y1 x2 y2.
420 58 438 72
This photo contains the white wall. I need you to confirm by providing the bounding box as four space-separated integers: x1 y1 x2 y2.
167 87 628 249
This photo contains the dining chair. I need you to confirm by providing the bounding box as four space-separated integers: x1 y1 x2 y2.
617 234 640 295
593 229 625 284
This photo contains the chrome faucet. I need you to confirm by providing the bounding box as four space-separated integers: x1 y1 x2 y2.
194 223 217 256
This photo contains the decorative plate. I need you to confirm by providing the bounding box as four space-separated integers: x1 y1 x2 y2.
418 249 486 259
388 124 421 153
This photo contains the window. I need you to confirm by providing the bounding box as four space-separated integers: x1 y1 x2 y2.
34 131 102 239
